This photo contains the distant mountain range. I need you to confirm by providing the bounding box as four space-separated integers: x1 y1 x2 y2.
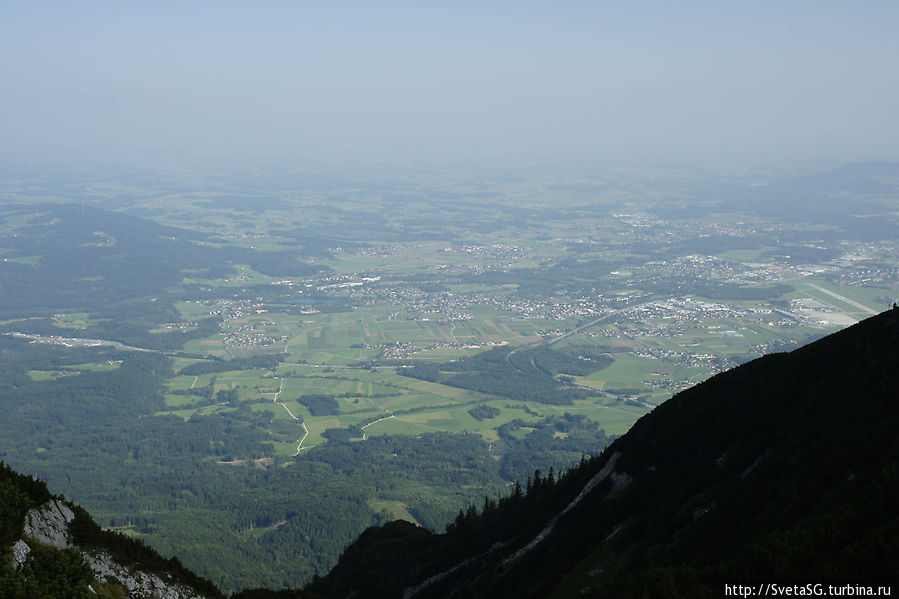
4 308 898 598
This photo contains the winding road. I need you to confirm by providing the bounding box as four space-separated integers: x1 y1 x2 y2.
269 377 314 455
360 414 397 441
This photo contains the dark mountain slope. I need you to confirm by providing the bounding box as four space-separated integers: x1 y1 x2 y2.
310 308 899 598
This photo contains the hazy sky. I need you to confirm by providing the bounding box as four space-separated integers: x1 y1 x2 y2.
2 1 897 168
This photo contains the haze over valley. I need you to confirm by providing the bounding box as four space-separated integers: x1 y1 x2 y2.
1 2 897 596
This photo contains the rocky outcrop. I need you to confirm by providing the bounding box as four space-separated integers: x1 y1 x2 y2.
84 552 206 599
23 499 74 549
12 499 211 598
11 539 30 570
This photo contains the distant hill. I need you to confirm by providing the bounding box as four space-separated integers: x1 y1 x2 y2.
770 160 899 196
306 308 899 598
740 161 899 238
0 203 328 319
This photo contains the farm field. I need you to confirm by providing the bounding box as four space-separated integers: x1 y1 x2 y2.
146 235 889 459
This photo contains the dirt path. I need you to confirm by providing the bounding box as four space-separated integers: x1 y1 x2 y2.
270 377 313 454
360 414 397 440
293 422 310 455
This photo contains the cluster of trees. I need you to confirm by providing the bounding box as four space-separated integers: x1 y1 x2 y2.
0 204 226 319
0 544 95 598
530 345 613 376
68 505 222 597
320 426 363 443
467 405 500 421
297 394 340 416
179 354 284 376
401 346 599 405
0 462 52 548
494 413 612 482
456 256 614 298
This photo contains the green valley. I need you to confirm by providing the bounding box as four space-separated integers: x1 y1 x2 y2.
1 162 897 591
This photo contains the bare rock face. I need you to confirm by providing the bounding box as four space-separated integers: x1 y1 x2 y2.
16 500 209 598
83 552 207 599
23 499 74 549
11 539 30 570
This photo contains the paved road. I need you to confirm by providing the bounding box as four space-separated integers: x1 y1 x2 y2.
360 414 397 440
293 422 310 455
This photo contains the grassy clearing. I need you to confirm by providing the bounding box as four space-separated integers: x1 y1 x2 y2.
385 374 494 401
163 393 202 408
52 312 98 328
583 354 658 389
362 393 449 412
27 370 76 381
182 335 227 356
540 400 650 436
369 500 420 525
155 407 214 419
174 300 214 319
167 375 198 392
360 417 432 438
64 361 122 372
28 360 122 381
6 255 42 266
277 376 370 399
